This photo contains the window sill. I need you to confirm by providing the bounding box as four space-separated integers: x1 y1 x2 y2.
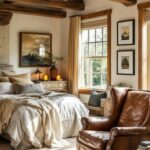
79 88 106 94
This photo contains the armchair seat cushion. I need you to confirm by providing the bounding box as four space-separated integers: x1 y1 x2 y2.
78 130 110 150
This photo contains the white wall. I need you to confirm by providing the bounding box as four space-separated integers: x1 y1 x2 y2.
60 0 149 89
0 25 9 64
0 13 61 75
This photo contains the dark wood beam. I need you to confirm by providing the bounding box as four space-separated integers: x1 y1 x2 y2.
0 3 66 18
0 11 12 25
5 0 85 11
111 0 137 6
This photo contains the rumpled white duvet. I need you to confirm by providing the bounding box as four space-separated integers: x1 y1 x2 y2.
0 92 89 150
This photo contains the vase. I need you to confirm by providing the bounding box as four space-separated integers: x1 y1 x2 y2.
50 65 58 80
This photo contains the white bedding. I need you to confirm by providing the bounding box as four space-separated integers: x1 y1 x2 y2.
0 92 89 150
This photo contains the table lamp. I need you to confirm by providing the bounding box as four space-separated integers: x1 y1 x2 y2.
34 68 42 81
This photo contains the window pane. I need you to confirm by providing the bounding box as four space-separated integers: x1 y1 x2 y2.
101 58 107 73
92 59 101 72
82 44 88 57
103 27 107 41
82 30 88 43
101 74 107 85
89 29 95 42
80 26 108 90
103 42 107 56
89 43 95 56
96 28 102 42
84 73 88 87
96 43 102 56
84 59 88 72
93 73 101 86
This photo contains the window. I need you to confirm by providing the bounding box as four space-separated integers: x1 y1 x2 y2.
79 26 107 90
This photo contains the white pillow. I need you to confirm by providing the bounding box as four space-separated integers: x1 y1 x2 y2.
0 82 14 94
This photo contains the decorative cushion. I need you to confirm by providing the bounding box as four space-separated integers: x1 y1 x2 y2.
0 77 10 82
0 82 14 94
88 90 107 107
14 83 45 94
2 70 16 76
8 73 33 84
10 73 30 78
9 77 33 84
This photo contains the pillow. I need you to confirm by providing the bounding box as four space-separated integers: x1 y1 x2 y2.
9 77 33 84
0 82 14 94
10 73 30 78
88 90 107 107
0 77 10 82
8 73 33 84
2 70 16 76
14 83 45 94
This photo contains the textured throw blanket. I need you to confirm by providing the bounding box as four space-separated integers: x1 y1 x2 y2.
0 96 63 150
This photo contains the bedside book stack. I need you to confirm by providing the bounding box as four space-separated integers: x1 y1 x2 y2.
137 141 150 150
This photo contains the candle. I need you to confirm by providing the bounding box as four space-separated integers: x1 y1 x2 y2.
43 75 48 81
56 75 61 81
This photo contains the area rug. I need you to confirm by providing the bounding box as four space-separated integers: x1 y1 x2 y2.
0 138 76 150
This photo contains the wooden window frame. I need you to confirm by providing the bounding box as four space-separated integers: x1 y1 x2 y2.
79 9 112 94
137 2 150 89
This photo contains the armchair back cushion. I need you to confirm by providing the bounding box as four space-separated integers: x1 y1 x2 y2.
117 91 150 127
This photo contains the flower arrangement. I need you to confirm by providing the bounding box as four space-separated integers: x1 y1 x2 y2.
46 51 64 67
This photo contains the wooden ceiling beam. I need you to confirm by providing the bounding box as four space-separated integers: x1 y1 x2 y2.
0 3 66 18
5 0 85 11
111 0 137 6
0 11 12 25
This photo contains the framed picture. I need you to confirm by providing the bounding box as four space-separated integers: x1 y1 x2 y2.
117 19 135 45
19 32 52 67
117 50 135 75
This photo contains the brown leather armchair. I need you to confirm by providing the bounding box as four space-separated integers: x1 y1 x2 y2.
77 88 150 150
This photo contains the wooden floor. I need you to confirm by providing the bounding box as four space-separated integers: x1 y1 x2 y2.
0 137 76 150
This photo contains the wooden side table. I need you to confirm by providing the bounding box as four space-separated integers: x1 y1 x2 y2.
41 81 68 93
101 98 112 116
84 103 104 116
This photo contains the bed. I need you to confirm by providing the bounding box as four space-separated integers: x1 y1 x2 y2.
0 65 89 150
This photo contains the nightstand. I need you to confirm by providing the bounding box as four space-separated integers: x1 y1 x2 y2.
42 81 68 93
101 98 112 116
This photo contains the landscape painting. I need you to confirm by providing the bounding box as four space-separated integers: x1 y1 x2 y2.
20 32 52 67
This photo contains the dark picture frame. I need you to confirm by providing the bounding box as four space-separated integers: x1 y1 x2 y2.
117 50 135 75
117 19 135 45
19 32 52 67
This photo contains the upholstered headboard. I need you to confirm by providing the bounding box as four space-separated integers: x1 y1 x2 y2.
0 64 13 71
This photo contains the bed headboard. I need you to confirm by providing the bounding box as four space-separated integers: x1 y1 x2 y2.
0 64 13 71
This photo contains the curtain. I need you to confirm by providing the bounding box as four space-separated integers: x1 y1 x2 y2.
68 16 81 96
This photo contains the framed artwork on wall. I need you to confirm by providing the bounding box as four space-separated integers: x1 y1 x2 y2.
117 50 135 75
117 19 135 45
19 32 52 67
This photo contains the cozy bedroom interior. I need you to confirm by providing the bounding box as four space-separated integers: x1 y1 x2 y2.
0 0 150 150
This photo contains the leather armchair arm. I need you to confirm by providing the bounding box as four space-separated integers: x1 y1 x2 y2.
106 127 150 150
81 116 112 131
111 127 150 136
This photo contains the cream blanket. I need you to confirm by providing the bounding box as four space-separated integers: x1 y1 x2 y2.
0 96 63 150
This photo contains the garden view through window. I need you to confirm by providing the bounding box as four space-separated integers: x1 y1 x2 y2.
80 26 107 89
